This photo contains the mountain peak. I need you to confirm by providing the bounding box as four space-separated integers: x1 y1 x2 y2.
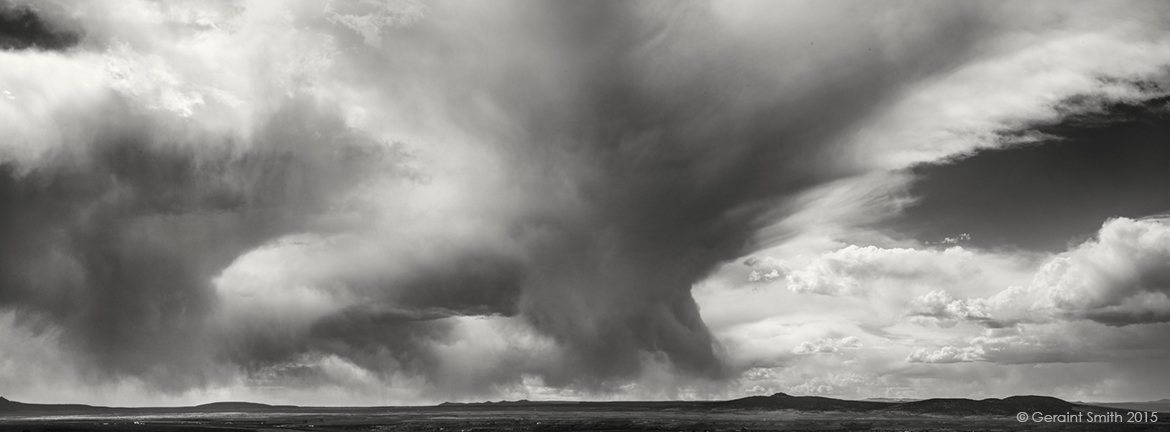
769 392 793 398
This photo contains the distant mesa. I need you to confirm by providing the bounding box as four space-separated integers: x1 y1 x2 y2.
704 393 1146 418
0 397 295 414
194 401 289 410
712 392 889 412
886 395 1077 416
0 396 100 413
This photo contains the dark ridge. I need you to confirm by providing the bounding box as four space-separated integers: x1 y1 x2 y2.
0 396 101 413
192 401 296 411
0 1 81 51
0 398 298 414
884 395 1078 416
711 392 890 411
433 393 1128 417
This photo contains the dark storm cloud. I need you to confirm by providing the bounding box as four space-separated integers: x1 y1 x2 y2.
12 0 1170 404
0 0 79 51
384 1 997 387
885 96 1170 252
1 0 1002 396
385 252 525 317
305 307 451 376
0 97 414 389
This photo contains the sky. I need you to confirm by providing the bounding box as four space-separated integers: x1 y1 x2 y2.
1 0 1169 406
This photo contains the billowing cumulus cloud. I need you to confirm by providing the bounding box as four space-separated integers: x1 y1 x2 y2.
748 217 1170 399
905 217 1170 329
1020 217 1170 325
907 346 984 364
2 0 1170 405
793 336 862 355
893 218 1170 369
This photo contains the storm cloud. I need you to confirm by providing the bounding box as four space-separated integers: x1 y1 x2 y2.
3 0 1170 405
0 0 80 51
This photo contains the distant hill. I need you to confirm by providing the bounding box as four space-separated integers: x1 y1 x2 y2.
0 397 294 415
191 401 296 411
883 395 1079 416
439 393 1157 418
0 396 104 413
711 392 889 411
708 393 1101 417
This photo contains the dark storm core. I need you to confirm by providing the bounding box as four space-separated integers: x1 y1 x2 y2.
0 0 79 51
0 99 416 390
884 97 1170 252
